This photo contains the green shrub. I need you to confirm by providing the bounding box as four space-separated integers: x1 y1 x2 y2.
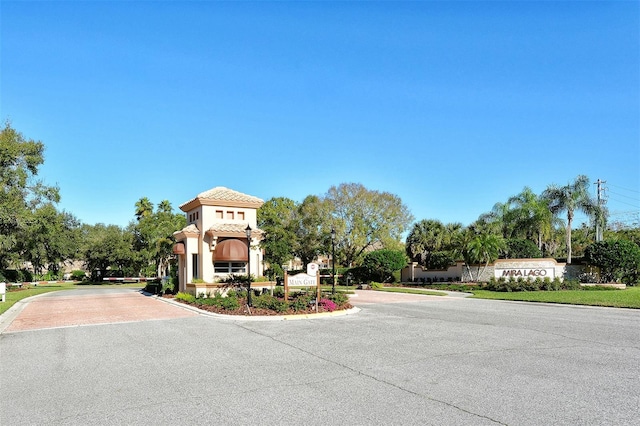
581 285 620 291
562 279 582 290
175 292 196 303
43 271 62 281
273 286 285 298
253 294 288 313
71 270 86 281
361 249 407 283
540 277 552 290
2 269 33 283
370 282 384 290
221 296 241 310
487 276 580 292
190 291 241 310
290 294 314 311
198 297 218 306
325 292 349 306
344 266 368 284
162 279 176 295
486 277 507 292
550 277 562 291
585 239 640 285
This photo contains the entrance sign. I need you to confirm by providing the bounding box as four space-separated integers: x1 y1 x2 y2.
495 268 555 279
288 273 318 287
284 271 321 312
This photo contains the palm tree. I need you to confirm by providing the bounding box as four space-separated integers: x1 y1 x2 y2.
135 197 154 221
442 222 464 251
489 201 515 239
508 187 555 252
455 227 503 282
542 175 601 264
463 232 505 281
405 219 445 267
157 200 173 214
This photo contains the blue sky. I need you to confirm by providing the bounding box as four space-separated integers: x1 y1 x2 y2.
2 1 639 229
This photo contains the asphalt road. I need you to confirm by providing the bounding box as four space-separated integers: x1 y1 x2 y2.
1 290 639 425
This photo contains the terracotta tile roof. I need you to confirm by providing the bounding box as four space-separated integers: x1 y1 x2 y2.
207 223 264 235
173 224 200 237
180 186 264 209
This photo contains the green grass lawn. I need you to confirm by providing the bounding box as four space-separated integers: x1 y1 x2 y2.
470 286 640 309
0 282 144 316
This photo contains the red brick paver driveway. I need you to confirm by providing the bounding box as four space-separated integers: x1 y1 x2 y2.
3 290 197 333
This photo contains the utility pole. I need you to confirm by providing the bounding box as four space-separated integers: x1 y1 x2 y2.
594 179 607 242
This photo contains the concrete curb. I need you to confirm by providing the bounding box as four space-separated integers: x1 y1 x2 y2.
153 293 361 321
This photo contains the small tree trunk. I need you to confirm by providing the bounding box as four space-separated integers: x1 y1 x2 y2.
464 263 472 282
566 212 573 264
478 262 489 282
538 232 543 252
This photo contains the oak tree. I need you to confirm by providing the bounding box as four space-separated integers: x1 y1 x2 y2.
325 183 413 267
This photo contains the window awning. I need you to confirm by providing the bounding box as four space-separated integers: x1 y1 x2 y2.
213 239 248 262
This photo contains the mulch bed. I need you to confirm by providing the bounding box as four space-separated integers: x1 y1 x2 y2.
166 295 351 316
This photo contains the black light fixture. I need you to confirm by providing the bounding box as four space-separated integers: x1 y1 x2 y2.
331 227 336 295
245 224 252 307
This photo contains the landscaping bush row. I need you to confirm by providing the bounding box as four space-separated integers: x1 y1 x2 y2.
395 279 604 293
1 269 88 283
485 276 581 292
407 277 461 284
174 287 350 315
396 282 479 293
0 269 34 283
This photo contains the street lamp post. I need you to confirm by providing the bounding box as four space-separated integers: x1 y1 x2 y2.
245 224 252 307
331 227 336 295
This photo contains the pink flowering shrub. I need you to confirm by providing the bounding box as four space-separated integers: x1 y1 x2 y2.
320 298 337 312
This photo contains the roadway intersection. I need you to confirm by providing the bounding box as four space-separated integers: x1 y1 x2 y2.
1 288 638 425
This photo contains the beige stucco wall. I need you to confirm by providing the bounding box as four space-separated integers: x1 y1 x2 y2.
402 259 590 283
178 204 262 285
176 235 200 292
401 262 465 282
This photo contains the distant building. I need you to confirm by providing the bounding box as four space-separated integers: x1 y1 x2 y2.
173 187 265 293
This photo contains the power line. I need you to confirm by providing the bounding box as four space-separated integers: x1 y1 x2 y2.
608 190 640 202
590 179 640 228
609 210 640 216
607 197 640 209
608 183 640 194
